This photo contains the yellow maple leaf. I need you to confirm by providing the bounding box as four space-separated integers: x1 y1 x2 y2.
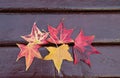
44 44 73 73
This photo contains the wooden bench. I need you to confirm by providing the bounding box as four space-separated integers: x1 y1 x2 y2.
0 0 120 78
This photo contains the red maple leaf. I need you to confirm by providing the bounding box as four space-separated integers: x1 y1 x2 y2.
21 22 48 44
16 43 42 71
73 30 100 66
47 21 73 44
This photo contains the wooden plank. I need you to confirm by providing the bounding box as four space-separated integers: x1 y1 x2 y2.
90 46 120 77
0 47 56 78
0 46 120 78
0 0 120 13
0 14 120 43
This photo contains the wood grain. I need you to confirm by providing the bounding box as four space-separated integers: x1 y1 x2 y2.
0 14 120 43
0 46 120 78
0 1 120 77
0 0 120 13
0 47 55 78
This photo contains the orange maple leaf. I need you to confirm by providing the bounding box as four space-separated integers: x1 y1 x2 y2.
16 43 42 71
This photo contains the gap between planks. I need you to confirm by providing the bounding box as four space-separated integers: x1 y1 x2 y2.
1 40 120 47
1 8 120 14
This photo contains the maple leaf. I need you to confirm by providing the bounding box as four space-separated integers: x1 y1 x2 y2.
47 21 73 44
16 43 42 71
44 44 73 73
21 22 48 44
73 30 100 66
74 30 95 52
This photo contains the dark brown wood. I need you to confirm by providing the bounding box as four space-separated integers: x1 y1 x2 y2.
0 47 56 78
0 0 120 13
0 14 120 43
0 0 120 78
0 46 120 78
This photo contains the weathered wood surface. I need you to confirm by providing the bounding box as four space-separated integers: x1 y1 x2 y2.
0 0 120 78
0 13 120 78
0 0 120 13
0 14 120 43
0 46 120 78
